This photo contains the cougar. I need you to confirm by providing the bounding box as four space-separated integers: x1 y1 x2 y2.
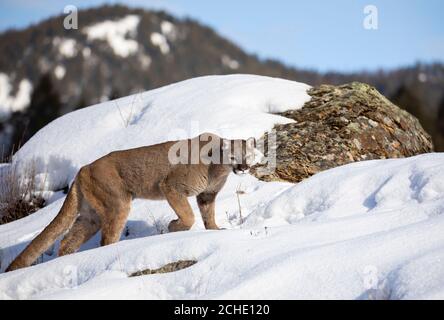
6 133 256 271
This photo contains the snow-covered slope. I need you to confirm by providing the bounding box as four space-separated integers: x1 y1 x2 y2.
1 154 444 300
1 75 443 300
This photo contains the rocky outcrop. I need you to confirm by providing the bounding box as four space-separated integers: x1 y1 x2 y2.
252 82 434 183
129 260 197 277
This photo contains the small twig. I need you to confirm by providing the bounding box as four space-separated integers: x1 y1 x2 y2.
236 183 244 225
115 100 127 128
114 245 124 274
115 91 141 128
225 211 235 228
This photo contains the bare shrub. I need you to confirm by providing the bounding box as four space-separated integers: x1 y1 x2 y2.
0 160 46 225
147 211 166 235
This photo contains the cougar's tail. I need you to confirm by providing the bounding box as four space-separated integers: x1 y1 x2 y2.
6 181 80 272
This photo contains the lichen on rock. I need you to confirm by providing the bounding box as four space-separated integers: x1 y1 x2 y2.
129 260 197 277
252 82 434 183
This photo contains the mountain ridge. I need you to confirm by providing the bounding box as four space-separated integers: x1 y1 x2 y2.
0 4 443 151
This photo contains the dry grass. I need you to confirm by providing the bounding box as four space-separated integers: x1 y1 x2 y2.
147 211 166 235
0 159 46 225
115 91 140 128
223 184 247 228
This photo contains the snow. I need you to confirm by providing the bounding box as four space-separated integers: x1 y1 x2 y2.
82 47 91 58
138 53 152 69
83 15 140 58
151 32 170 54
222 55 240 70
246 154 444 226
1 153 444 299
59 39 77 58
0 73 33 117
161 21 177 41
0 74 443 300
54 65 66 80
53 37 78 58
418 72 428 83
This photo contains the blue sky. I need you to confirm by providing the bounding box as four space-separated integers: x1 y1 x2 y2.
0 0 443 72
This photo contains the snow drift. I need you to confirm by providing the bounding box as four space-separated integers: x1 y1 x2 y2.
0 75 443 300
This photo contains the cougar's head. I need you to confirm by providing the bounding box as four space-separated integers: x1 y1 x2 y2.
222 137 256 175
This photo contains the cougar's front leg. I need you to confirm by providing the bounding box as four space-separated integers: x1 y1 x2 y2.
197 192 219 230
160 182 195 232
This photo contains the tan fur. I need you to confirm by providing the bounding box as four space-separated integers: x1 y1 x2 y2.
6 133 255 272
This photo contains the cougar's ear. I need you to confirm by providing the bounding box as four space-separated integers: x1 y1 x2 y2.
246 137 256 148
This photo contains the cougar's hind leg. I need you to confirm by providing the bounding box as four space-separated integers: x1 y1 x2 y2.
78 168 132 247
100 198 132 246
58 201 101 256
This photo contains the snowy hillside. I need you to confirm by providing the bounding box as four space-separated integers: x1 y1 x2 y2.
1 75 443 300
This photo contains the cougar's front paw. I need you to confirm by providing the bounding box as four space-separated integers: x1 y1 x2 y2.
168 219 192 232
203 223 220 230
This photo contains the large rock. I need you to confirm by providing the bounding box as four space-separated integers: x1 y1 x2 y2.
252 82 434 183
